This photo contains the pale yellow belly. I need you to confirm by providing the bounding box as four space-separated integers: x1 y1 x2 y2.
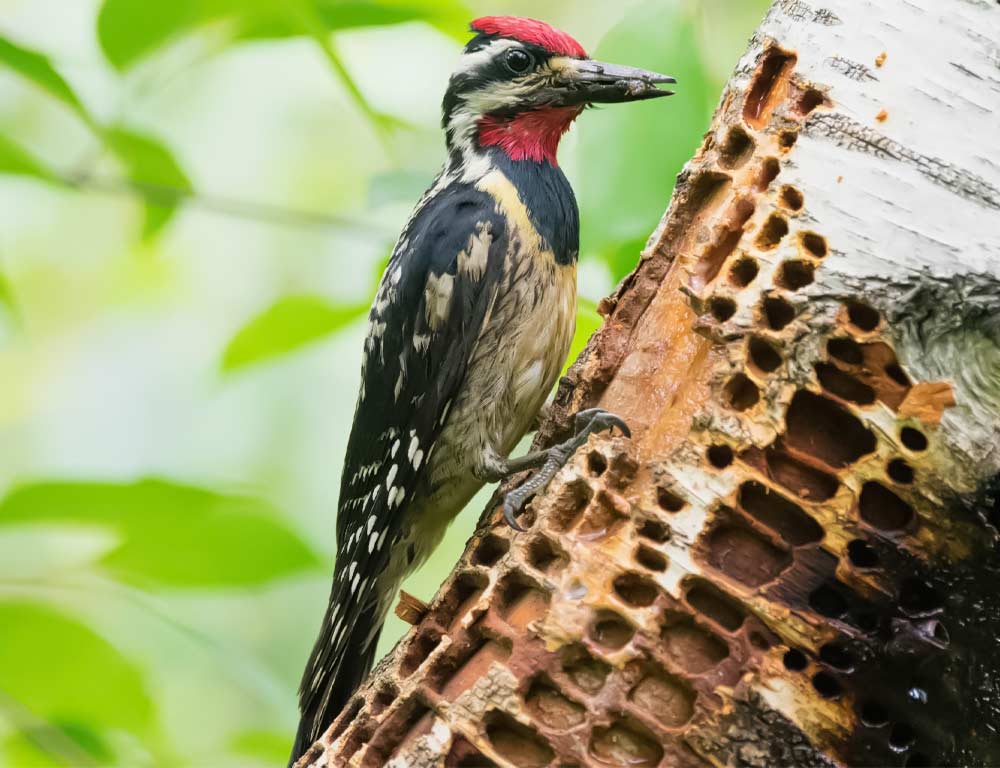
413 256 576 548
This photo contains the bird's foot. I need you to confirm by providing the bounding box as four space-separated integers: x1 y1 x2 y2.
502 408 631 531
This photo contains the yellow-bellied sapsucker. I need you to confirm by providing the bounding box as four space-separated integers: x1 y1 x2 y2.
291 16 673 763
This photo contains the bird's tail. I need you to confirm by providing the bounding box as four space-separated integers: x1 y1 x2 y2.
289 594 383 767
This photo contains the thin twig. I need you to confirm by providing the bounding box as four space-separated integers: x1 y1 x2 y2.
58 172 396 236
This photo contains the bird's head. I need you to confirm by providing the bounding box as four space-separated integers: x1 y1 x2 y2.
443 16 675 166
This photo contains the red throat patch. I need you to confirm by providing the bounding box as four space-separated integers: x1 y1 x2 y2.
477 106 583 165
470 16 587 58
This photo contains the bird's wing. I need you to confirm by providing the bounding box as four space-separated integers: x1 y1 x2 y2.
295 180 508 750
337 182 508 551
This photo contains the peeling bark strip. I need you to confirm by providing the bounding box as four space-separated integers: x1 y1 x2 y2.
301 1 1000 766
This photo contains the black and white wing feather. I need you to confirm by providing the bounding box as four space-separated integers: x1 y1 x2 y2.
293 180 508 758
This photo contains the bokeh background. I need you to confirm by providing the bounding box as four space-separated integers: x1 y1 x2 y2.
0 1 768 764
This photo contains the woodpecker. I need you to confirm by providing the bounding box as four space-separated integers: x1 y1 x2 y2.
291 17 673 763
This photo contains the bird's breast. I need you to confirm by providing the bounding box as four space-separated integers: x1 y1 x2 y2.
475 168 577 450
410 167 577 542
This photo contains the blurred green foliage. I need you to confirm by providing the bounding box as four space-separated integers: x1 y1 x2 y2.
0 602 157 767
95 0 472 70
0 0 768 764
0 36 90 118
0 481 321 588
222 295 368 372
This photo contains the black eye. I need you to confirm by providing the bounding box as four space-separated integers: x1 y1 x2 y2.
504 49 533 74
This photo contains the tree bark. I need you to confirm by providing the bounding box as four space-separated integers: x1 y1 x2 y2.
299 1 1000 765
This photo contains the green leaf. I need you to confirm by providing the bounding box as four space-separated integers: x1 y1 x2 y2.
0 602 153 757
96 0 466 141
0 35 89 121
96 0 471 71
222 294 368 372
0 134 57 182
96 0 206 71
104 127 192 239
0 480 322 588
239 0 472 41
0 38 191 240
576 1 713 281
310 0 471 40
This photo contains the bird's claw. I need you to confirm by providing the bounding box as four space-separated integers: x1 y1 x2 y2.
573 407 632 439
500 408 631 531
502 496 527 532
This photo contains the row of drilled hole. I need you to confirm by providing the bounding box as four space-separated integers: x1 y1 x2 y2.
782 642 929 763
719 214 828 412
528 641 713 764
650 446 929 531
704 443 921 537
720 308 911 427
708 442 917 488
709 50 821 326
709 231 826 321
483 703 666 768
803 574 944 634
706 124 826 327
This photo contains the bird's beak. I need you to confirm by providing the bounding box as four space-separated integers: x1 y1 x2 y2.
555 58 676 105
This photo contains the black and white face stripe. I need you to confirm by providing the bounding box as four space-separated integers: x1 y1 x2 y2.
441 36 575 161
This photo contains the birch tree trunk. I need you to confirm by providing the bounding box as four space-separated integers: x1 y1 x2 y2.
298 0 1000 765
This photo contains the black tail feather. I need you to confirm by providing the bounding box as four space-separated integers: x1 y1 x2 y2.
289 605 382 766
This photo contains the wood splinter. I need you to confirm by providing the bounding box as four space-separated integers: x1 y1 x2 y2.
395 590 429 626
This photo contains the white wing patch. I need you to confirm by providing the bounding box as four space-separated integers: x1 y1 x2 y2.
458 221 492 281
424 272 455 331
514 359 545 402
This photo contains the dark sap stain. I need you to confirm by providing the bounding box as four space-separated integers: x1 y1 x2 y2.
833 474 1000 767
